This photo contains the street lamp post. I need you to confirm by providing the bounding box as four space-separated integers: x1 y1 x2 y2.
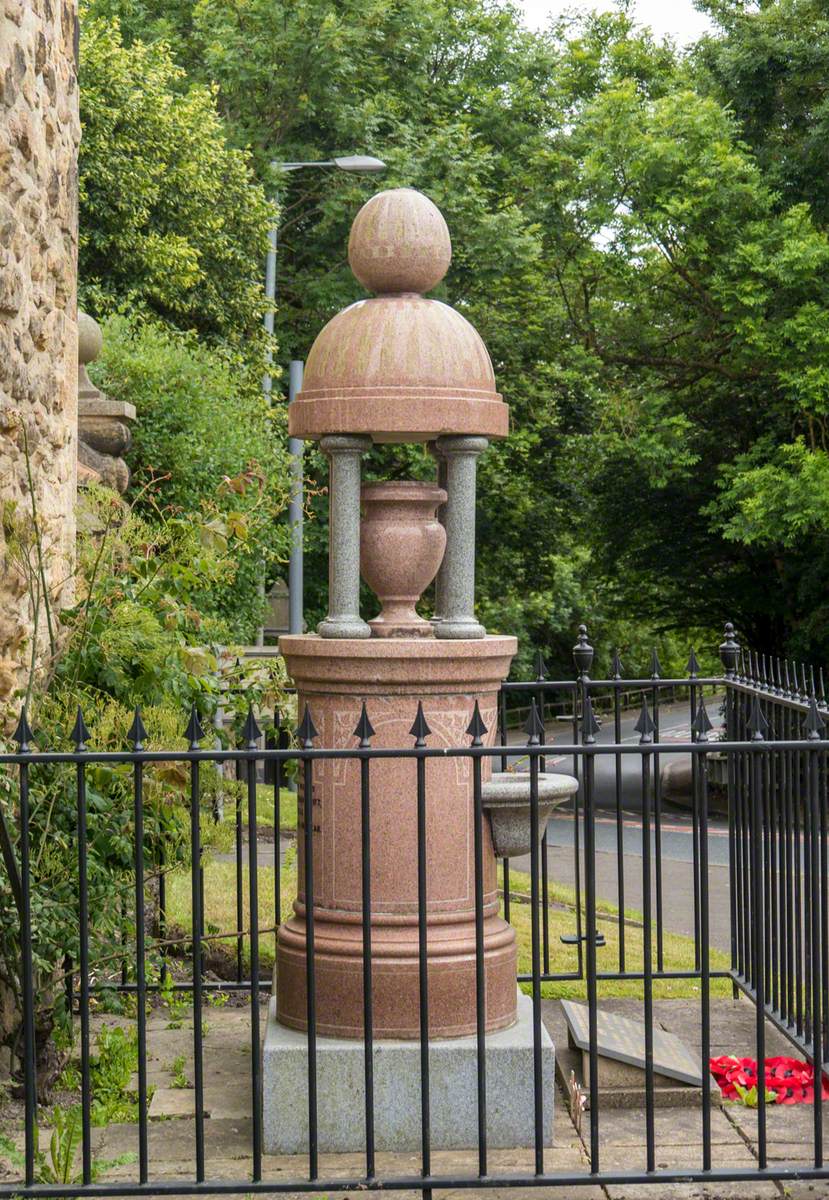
263 154 386 635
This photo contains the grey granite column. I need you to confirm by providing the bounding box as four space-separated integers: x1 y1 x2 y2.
429 441 448 625
434 435 487 640
317 435 372 639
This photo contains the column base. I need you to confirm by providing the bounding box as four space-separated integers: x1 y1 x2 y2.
434 617 486 639
316 616 372 639
262 988 555 1154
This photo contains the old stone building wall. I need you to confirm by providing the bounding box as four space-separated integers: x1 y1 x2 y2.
0 0 80 703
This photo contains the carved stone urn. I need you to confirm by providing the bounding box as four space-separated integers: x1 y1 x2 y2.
360 481 447 637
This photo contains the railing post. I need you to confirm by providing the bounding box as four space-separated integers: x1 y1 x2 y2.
15 708 36 1186
720 623 741 999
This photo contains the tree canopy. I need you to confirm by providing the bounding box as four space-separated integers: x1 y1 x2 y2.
79 0 829 670
78 10 289 640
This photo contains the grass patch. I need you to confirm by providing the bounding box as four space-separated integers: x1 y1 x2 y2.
219 786 297 831
166 845 296 973
167 851 727 999
500 865 732 1000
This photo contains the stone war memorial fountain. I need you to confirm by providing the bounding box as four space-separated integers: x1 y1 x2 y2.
263 187 562 1154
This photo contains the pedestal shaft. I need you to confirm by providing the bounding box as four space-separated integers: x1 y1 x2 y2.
276 635 518 1039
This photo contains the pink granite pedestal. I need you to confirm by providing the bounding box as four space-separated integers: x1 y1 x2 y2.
275 634 518 1040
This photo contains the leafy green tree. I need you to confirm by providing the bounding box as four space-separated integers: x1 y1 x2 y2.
82 0 829 667
696 0 829 228
544 8 829 658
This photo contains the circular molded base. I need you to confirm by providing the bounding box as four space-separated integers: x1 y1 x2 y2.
278 633 517 691
368 616 435 638
277 913 517 1039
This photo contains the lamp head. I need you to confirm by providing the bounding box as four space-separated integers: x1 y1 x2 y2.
333 155 386 173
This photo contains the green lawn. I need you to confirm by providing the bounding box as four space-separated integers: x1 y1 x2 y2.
499 864 732 1000
217 785 297 832
166 849 729 998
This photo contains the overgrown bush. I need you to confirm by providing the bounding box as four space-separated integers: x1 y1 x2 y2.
88 315 292 641
0 485 291 1096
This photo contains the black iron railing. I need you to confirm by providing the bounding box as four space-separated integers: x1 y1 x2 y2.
725 650 829 1092
0 623 828 1194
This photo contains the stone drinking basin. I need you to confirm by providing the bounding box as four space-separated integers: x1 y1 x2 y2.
482 771 579 858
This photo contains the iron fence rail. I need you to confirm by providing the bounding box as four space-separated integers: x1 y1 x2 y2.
1 625 828 1196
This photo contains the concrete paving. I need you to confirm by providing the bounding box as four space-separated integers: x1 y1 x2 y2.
3 1000 825 1200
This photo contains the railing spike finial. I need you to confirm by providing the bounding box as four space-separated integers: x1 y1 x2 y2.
184 704 204 749
773 657 784 697
533 650 548 683
718 622 739 679
809 665 817 700
572 624 594 680
409 701 431 747
649 647 662 680
524 698 545 746
581 694 601 744
820 667 827 707
784 658 793 698
243 705 262 749
691 696 714 742
128 707 147 750
71 706 91 751
634 697 655 745
799 662 809 700
760 653 769 687
466 699 488 747
353 701 375 748
611 649 623 680
686 647 700 679
296 704 318 748
737 647 746 683
805 697 826 741
747 695 770 741
13 706 33 752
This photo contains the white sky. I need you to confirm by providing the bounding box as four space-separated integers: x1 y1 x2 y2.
517 0 714 44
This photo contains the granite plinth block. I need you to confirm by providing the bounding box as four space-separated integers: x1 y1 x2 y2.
262 988 554 1154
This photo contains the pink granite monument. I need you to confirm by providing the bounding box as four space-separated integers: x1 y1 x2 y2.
264 188 555 1154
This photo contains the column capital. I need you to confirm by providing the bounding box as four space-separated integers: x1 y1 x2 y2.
320 434 373 455
435 435 489 457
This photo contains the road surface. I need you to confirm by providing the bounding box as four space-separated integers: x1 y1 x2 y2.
505 695 733 952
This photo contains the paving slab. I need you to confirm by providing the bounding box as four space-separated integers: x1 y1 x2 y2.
584 1105 744 1149
774 1177 829 1198
724 1101 829 1150
26 997 829 1200
601 1145 780 1199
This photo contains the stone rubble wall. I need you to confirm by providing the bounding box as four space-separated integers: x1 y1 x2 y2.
0 0 80 703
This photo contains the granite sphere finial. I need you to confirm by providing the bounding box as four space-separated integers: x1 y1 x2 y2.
78 310 103 365
348 188 451 295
